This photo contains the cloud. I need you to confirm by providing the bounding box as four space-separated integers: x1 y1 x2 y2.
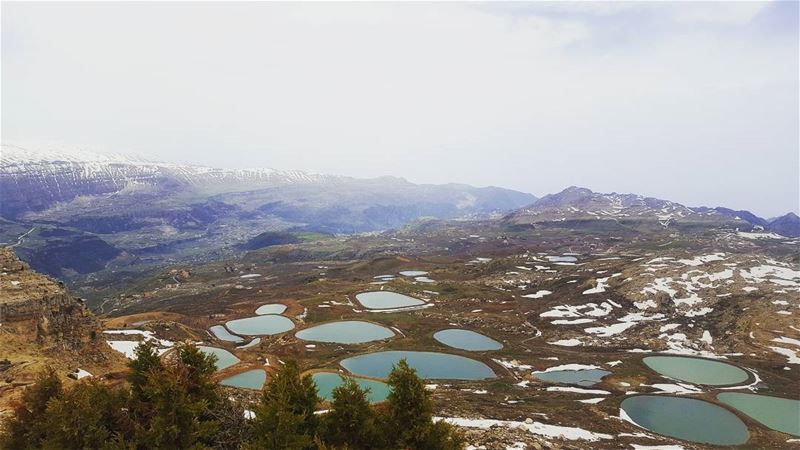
668 2 769 24
1 2 797 216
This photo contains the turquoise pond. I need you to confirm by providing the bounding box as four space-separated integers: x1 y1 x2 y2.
312 372 391 403
221 369 267 390
621 395 749 445
225 315 295 336
237 337 261 349
718 393 800 437
643 355 749 386
534 369 610 387
355 291 426 310
197 346 240 371
433 329 503 351
296 321 394 344
255 304 287 315
209 325 244 343
340 351 496 380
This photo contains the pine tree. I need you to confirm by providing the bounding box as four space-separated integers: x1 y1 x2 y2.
133 341 223 448
322 376 377 449
127 339 163 398
36 380 136 449
175 342 221 408
383 359 465 450
384 359 433 447
248 360 319 450
0 367 63 449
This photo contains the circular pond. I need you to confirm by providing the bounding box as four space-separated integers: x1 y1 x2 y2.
355 291 426 310
433 329 503 351
340 350 496 380
312 372 391 403
198 346 240 371
718 393 800 437
535 369 610 387
255 304 287 315
621 395 749 445
296 321 394 344
226 315 295 336
643 356 749 386
221 369 267 390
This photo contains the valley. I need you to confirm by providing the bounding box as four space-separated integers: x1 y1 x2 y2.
25 212 795 449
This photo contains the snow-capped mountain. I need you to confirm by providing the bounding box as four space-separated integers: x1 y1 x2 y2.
0 143 538 278
1 144 337 218
0 143 535 222
0 142 352 222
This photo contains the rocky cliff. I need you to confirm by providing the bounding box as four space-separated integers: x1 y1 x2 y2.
0 247 125 416
0 247 102 348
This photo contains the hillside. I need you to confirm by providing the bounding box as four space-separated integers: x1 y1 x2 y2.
0 247 126 418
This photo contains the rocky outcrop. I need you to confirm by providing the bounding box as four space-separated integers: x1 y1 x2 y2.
0 247 102 350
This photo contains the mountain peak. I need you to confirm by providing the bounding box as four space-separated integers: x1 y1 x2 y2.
767 212 800 237
533 186 595 208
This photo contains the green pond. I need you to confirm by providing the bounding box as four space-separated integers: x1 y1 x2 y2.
535 369 610 387
226 315 295 336
221 369 267 390
296 321 394 344
433 329 503 351
209 325 244 343
718 393 800 437
312 372 391 403
355 291 426 310
621 395 749 445
198 346 240 371
340 351 496 380
255 304 287 315
643 355 749 385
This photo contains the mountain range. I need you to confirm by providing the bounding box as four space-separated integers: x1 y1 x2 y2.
1 145 797 280
0 144 536 277
507 186 799 236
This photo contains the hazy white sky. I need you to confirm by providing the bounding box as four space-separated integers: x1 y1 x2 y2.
2 1 798 216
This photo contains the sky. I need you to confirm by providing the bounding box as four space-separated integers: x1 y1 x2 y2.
2 1 798 217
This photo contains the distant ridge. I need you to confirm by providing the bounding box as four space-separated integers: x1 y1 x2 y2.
506 186 798 237
1 143 534 221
